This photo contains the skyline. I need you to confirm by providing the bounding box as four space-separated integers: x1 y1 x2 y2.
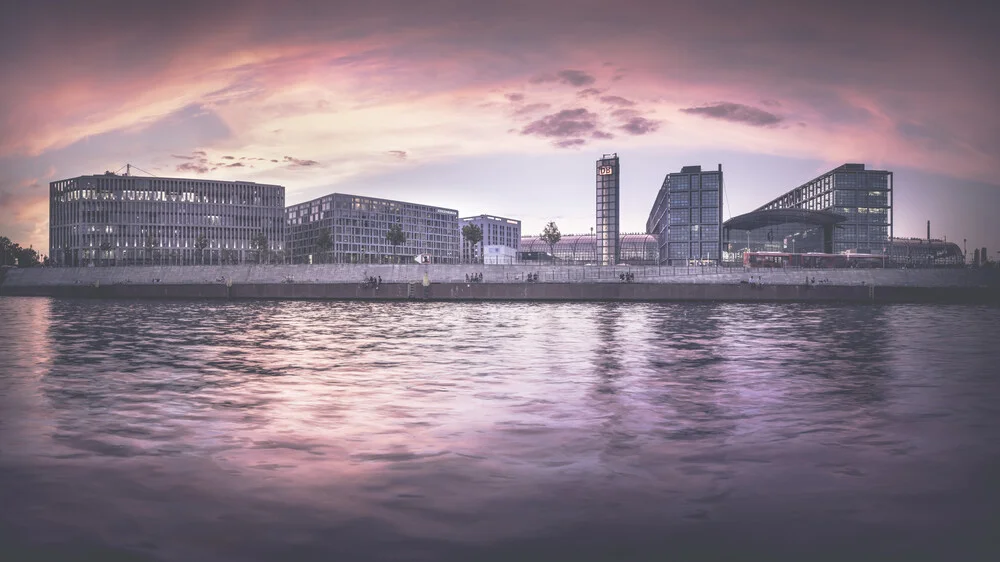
1 0 997 256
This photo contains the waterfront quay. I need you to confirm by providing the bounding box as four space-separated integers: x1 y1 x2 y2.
2 264 997 303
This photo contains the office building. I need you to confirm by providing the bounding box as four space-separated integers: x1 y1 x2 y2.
751 163 892 254
646 164 723 265
460 214 521 263
596 153 620 266
286 193 460 264
49 172 285 266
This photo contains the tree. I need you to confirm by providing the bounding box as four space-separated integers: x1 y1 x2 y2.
99 241 113 267
386 223 406 263
315 228 333 264
195 234 209 265
251 231 269 264
0 236 41 267
462 223 483 264
540 221 562 262
0 236 11 266
144 234 158 266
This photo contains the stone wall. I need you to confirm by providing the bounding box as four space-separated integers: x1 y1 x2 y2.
2 263 997 289
2 281 998 304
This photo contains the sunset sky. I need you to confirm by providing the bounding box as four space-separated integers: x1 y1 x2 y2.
1 0 997 256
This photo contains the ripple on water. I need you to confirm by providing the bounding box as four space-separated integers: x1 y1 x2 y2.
0 298 998 561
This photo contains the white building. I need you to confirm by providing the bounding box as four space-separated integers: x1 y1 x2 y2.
460 214 521 263
483 245 518 264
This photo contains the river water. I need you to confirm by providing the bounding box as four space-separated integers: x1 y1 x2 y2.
1 297 998 561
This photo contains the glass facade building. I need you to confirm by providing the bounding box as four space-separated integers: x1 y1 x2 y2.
722 209 846 261
49 173 285 266
460 214 521 263
596 154 620 266
646 165 723 265
286 193 460 264
519 234 658 265
756 163 892 254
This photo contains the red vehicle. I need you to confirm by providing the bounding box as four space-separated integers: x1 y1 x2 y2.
744 252 885 268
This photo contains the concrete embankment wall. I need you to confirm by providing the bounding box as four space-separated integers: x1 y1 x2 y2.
2 264 998 288
2 281 998 304
2 265 997 303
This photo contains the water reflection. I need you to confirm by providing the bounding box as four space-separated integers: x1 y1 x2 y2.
0 298 998 561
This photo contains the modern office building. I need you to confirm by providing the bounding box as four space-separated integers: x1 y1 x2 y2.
646 164 723 265
49 172 285 266
460 214 521 263
746 163 893 255
519 233 658 265
596 153 620 266
285 193 460 264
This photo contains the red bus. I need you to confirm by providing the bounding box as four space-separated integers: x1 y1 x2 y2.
744 252 885 268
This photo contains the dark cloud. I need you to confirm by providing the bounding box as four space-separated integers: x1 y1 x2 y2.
513 103 551 116
530 69 596 87
528 74 556 84
388 150 407 160
222 155 235 160
599 95 635 107
897 121 952 150
556 70 595 87
171 154 195 160
611 108 640 120
592 131 614 139
192 150 206 156
620 117 662 135
225 162 244 167
176 162 210 174
680 102 783 127
577 88 603 98
504 93 525 102
283 155 319 167
271 159 279 163
553 139 586 149
521 108 598 138
760 99 782 107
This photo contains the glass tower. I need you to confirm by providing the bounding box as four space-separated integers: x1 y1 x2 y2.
646 164 723 265
596 153 620 266
756 163 892 254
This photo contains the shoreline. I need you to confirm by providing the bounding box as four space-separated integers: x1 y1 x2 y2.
2 281 997 304
2 265 997 304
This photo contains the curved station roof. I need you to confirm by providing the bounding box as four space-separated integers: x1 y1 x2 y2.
723 208 847 230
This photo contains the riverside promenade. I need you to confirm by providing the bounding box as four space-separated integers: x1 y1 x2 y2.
2 264 998 303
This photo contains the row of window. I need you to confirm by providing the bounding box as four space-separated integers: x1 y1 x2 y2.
666 243 721 259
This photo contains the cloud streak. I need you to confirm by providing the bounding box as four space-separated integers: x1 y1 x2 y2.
680 102 783 127
521 108 598 139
